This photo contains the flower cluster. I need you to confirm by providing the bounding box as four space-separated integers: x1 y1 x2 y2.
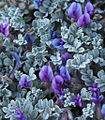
68 2 94 27
72 93 82 107
88 83 104 105
39 64 71 98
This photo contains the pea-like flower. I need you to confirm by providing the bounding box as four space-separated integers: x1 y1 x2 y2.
61 52 73 66
77 13 91 27
85 2 95 16
90 94 104 105
52 75 64 97
33 0 44 9
0 21 9 37
101 104 105 116
88 83 99 93
19 76 32 88
72 93 82 107
24 33 35 45
39 65 54 83
10 52 21 68
88 83 104 105
11 109 27 120
68 2 82 19
60 66 71 82
52 38 65 50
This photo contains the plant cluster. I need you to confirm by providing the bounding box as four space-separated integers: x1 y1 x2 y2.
0 0 105 120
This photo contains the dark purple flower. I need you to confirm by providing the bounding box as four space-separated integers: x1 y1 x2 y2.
85 2 95 16
101 104 105 116
12 109 27 120
0 21 9 37
19 76 32 88
72 93 82 107
77 13 91 27
68 2 82 19
52 75 64 97
90 95 104 105
88 83 104 105
88 83 99 93
39 65 54 83
24 33 35 45
61 52 73 66
52 38 65 50
11 52 21 68
50 30 58 39
33 0 43 9
60 66 71 82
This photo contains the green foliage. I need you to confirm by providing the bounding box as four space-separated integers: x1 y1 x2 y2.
13 34 27 46
35 99 61 120
0 6 26 32
2 98 38 120
0 52 13 77
80 65 97 86
75 103 95 120
15 67 37 81
50 51 62 65
75 0 85 3
95 70 105 92
23 45 48 72
61 23 85 53
34 0 57 18
26 87 45 105
60 88 75 107
66 53 93 70
32 18 53 46
80 88 92 101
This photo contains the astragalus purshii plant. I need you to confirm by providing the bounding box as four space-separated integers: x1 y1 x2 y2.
0 0 105 120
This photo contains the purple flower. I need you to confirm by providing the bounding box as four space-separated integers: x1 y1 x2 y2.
19 76 32 88
11 109 27 120
77 13 91 27
61 52 73 66
88 83 104 105
24 33 35 45
0 21 9 37
33 0 43 9
101 104 105 116
72 93 82 107
60 66 71 82
39 66 54 83
52 38 65 50
52 75 64 97
50 30 58 39
85 2 95 16
68 2 82 19
90 95 104 105
88 83 99 93
11 52 21 68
